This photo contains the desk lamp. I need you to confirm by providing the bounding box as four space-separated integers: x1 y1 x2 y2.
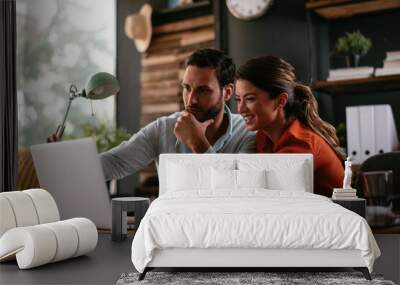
55 72 120 139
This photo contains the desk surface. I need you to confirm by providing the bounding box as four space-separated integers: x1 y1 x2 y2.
0 233 134 285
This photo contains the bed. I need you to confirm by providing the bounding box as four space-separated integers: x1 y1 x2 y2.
131 154 380 280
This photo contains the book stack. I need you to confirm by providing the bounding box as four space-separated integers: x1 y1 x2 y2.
327 67 374 81
138 15 215 196
375 51 400 76
332 188 358 200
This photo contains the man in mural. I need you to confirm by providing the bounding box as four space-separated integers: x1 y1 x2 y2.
50 48 255 181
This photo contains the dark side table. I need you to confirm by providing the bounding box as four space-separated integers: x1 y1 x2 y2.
332 198 366 218
112 197 150 241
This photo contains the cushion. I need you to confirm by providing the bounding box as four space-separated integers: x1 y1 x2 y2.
167 162 211 191
42 221 78 262
238 159 309 191
237 169 267 189
159 154 313 194
64 218 98 257
212 168 236 190
0 189 60 238
266 167 308 191
24 188 60 224
0 196 17 237
211 169 267 191
166 159 235 192
0 218 97 269
0 191 39 227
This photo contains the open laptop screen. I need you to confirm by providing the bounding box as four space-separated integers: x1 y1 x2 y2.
31 138 112 229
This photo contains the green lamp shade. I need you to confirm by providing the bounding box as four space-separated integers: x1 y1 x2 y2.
85 72 120 100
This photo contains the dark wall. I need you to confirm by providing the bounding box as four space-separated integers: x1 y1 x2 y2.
116 0 169 195
226 0 312 104
117 0 142 137
117 0 166 131
227 0 311 76
116 0 145 196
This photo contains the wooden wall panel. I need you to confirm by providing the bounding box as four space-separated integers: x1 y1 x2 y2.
138 14 215 197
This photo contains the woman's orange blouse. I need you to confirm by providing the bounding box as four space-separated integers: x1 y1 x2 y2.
256 119 344 197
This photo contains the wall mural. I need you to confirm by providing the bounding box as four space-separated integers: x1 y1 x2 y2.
16 0 116 148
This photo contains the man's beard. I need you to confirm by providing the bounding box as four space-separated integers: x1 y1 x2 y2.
187 97 223 123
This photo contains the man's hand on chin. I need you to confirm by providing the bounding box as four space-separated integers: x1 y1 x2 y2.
174 111 214 153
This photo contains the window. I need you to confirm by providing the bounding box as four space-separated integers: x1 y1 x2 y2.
17 0 116 148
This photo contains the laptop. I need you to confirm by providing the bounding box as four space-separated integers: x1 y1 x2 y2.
31 138 112 229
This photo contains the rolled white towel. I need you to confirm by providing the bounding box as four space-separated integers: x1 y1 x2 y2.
0 218 97 269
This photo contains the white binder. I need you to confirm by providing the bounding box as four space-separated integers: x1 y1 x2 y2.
359 105 376 163
346 106 362 164
346 104 399 164
374 104 399 154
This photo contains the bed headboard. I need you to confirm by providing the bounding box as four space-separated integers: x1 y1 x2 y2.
158 154 313 196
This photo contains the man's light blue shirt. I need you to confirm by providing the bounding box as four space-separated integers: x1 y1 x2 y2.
100 106 256 180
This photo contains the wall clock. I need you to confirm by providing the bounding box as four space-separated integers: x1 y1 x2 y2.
226 0 273 20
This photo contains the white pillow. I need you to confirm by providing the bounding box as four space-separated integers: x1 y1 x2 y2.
167 162 211 191
237 169 267 189
238 159 309 192
166 159 236 192
211 168 236 190
211 169 267 190
266 163 308 191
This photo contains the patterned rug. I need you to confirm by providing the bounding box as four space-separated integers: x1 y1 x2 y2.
116 271 396 285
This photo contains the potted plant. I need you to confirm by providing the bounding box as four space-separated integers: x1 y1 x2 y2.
335 30 372 67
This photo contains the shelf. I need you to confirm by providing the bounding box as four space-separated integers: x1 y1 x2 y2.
312 74 400 95
153 1 212 26
306 0 400 19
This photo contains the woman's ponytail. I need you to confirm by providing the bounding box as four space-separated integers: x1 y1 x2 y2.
293 83 346 160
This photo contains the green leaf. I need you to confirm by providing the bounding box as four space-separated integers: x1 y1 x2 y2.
64 123 131 152
335 30 372 56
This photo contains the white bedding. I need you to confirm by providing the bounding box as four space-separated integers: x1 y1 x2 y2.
131 190 380 273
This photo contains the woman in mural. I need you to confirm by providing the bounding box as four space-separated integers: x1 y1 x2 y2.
235 55 345 197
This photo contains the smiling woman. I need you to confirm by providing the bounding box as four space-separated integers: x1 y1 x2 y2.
235 56 346 197
16 0 116 148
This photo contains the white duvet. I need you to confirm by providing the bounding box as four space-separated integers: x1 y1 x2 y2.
131 190 380 273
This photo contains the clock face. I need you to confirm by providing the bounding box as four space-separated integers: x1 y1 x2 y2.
226 0 273 20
